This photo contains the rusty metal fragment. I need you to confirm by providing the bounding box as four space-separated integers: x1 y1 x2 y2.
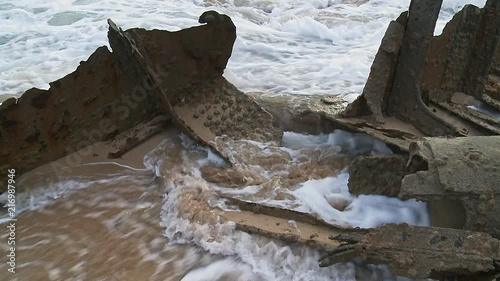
215 197 500 280
0 47 163 190
305 1 500 278
401 136 500 239
249 93 347 134
347 155 407 197
319 224 500 280
107 13 282 164
387 0 460 136
347 135 500 237
1 11 282 184
464 0 500 105
342 12 407 123
331 0 500 153
221 196 367 252
421 2 500 135
107 115 170 159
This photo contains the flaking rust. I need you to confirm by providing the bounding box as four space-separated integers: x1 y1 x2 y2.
319 224 500 280
107 12 282 165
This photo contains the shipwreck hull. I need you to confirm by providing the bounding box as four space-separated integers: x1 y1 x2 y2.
1 1 500 280
107 15 283 165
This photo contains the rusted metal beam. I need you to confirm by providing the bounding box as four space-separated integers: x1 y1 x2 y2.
319 224 500 280
386 0 459 136
218 197 500 280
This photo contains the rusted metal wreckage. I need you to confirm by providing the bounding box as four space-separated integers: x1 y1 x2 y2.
1 0 499 279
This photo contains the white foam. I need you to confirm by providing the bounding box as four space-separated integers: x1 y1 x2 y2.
0 169 144 224
162 207 367 281
0 0 486 98
146 131 430 280
282 130 393 155
48 268 62 281
0 179 93 224
181 258 258 281
292 175 429 228
162 194 401 280
468 102 500 119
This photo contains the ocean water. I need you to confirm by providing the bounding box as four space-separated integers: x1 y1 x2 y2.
0 0 487 100
0 0 488 280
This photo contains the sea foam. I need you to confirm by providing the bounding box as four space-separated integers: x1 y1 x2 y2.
0 0 486 99
151 130 429 280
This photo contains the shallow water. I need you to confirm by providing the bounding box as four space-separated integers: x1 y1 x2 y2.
0 162 226 281
2 129 428 280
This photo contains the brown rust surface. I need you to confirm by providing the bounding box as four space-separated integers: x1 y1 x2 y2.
320 224 500 280
0 47 163 190
333 1 499 153
107 12 282 164
401 136 500 239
